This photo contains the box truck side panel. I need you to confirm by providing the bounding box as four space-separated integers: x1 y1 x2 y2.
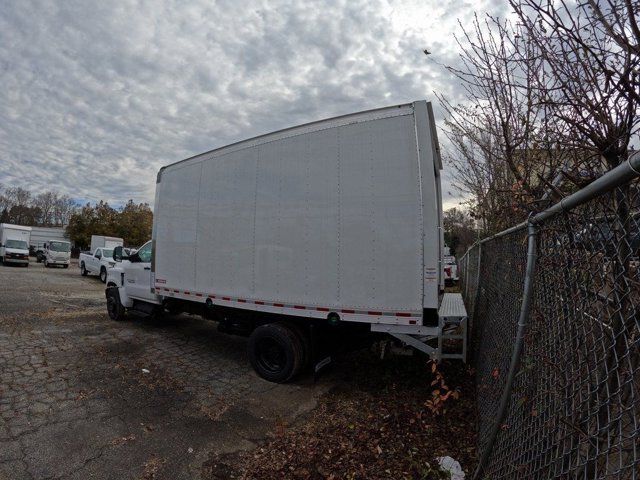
154 162 201 292
336 115 423 310
413 101 441 310
154 102 433 318
255 125 337 305
195 147 258 298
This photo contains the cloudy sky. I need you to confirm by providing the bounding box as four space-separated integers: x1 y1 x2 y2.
0 0 508 209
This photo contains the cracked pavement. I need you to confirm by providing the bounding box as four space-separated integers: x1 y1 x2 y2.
0 260 332 479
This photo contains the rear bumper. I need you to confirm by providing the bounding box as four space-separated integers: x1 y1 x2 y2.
47 260 70 265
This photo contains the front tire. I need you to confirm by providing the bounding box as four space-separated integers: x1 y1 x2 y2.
248 323 303 383
99 267 107 283
106 287 126 321
80 262 88 276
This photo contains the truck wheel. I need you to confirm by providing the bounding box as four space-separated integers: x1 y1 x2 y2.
80 262 88 276
248 323 303 383
100 267 107 283
106 287 126 321
285 322 311 370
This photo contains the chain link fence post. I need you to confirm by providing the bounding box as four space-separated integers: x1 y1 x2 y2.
473 221 538 479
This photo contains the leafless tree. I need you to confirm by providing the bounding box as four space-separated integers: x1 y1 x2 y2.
438 15 572 233
507 2 639 476
33 191 57 226
512 1 639 166
3 186 31 209
52 194 76 226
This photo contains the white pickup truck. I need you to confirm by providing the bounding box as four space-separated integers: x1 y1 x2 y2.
80 247 117 283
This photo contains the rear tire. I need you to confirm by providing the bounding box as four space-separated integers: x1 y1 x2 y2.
248 323 303 383
285 322 311 371
80 262 88 276
106 287 126 321
100 267 107 283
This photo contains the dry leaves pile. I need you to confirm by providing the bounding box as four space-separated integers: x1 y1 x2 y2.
203 353 477 480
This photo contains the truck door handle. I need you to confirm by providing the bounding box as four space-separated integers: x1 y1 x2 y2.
144 267 151 270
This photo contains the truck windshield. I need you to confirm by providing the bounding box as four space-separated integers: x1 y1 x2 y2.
5 240 28 250
49 241 71 252
102 249 114 259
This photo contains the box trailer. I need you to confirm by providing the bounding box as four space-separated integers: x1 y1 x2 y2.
0 223 31 267
30 226 68 257
90 235 123 252
105 101 467 382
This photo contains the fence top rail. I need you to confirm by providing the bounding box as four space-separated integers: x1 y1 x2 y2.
466 151 640 248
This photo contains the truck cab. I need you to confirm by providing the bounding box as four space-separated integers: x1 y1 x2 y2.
105 241 160 319
42 240 71 268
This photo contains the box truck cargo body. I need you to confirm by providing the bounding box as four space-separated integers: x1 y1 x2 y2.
106 101 467 382
0 224 31 266
153 101 443 319
90 235 123 252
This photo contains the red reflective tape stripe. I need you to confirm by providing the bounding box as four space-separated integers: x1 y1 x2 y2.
341 309 355 314
254 301 265 305
195 293 203 297
293 305 306 310
409 320 417 325
184 291 190 295
273 303 284 307
396 312 412 317
237 299 247 303
367 311 383 316
316 307 330 312
210 295 216 299
173 289 179 293
222 297 231 301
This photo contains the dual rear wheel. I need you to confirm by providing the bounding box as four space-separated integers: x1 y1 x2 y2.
248 322 309 383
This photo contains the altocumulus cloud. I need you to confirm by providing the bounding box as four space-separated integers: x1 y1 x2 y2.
0 0 508 207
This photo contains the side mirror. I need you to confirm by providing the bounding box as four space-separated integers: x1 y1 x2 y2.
113 246 128 262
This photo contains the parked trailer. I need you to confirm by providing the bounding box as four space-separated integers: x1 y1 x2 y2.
90 235 123 252
106 101 467 382
0 224 31 266
30 226 68 259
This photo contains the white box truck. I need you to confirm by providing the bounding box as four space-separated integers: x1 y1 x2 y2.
0 223 32 267
105 101 467 382
41 240 72 268
30 226 68 260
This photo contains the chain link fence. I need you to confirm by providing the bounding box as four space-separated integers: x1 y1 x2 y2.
459 154 640 479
